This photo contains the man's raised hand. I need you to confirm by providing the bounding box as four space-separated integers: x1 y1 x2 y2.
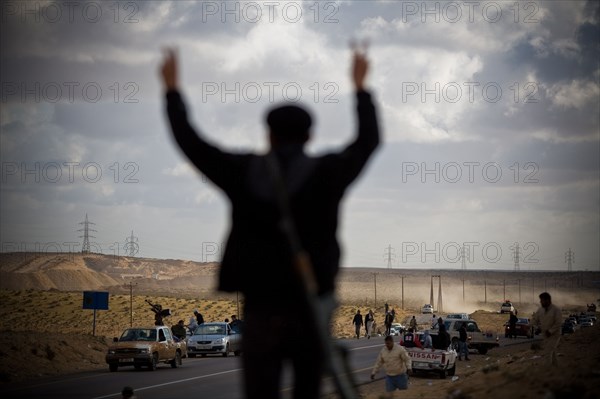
352 51 368 91
160 48 179 91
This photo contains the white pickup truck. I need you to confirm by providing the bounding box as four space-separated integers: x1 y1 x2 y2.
405 346 457 379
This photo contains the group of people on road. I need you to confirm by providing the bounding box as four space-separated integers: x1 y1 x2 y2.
352 309 376 339
169 309 244 341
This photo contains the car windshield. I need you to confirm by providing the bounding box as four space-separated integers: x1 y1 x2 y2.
120 328 156 342
193 324 226 336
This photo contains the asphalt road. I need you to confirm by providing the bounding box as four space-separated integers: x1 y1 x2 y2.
2 339 384 399
2 334 537 399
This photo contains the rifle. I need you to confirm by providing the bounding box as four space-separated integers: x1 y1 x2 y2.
265 153 358 399
145 300 170 326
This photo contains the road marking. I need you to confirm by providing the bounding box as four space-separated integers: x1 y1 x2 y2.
348 344 382 351
90 368 242 399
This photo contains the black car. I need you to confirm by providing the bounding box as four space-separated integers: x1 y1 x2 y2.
561 321 575 335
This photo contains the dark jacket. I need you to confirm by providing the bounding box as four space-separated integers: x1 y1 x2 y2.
435 328 451 350
459 326 468 342
166 90 379 301
353 314 364 326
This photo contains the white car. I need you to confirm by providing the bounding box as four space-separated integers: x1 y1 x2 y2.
389 323 405 336
422 304 434 314
187 322 242 357
500 302 515 314
445 313 470 320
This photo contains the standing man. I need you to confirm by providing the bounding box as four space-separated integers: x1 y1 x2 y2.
532 292 562 364
508 311 518 339
365 309 375 339
160 48 379 399
435 324 451 350
352 310 364 339
409 315 418 331
458 322 470 361
229 315 243 333
370 336 412 398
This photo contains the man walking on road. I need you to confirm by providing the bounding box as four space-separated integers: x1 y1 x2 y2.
352 310 364 339
532 292 562 365
371 336 412 398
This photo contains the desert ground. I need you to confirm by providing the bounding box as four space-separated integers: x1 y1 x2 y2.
0 253 599 398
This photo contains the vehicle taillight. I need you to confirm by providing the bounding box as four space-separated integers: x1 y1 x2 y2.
442 353 446 363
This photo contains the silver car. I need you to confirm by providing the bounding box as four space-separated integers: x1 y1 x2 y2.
187 322 242 357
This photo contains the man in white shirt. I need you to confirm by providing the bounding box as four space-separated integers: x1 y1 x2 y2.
532 292 563 364
371 336 412 397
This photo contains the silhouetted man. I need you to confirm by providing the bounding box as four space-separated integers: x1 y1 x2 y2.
160 47 379 399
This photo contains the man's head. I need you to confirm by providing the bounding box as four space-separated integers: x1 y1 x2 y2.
121 386 134 399
231 315 237 321
266 104 312 147
384 335 394 350
539 292 552 308
178 320 184 325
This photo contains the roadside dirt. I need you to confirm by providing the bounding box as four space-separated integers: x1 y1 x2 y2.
0 289 599 398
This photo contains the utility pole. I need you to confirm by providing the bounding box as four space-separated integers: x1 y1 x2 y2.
430 275 434 306
484 279 487 304
565 248 575 271
400 274 405 310
437 275 443 313
124 281 137 327
461 277 466 304
517 279 522 305
503 279 506 300
511 243 520 271
460 244 468 270
373 273 378 308
431 275 442 312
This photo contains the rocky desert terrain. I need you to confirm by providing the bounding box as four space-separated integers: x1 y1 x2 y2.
0 252 599 398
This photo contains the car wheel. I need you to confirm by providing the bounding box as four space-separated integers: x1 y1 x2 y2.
108 363 118 372
234 350 242 357
222 344 230 357
148 353 158 371
171 351 181 368
188 353 196 358
478 347 488 355
439 369 447 379
201 354 207 357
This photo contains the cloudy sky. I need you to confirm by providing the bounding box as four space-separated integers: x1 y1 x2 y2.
1 0 598 271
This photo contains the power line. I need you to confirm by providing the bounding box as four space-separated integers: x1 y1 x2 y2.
77 213 96 254
383 245 396 269
565 248 575 271
124 230 139 257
